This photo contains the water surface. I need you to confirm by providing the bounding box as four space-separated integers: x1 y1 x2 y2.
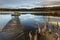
0 12 60 40
0 13 60 31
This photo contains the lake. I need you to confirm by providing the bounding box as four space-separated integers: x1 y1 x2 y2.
0 12 60 40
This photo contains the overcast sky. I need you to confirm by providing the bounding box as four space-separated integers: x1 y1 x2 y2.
0 0 60 8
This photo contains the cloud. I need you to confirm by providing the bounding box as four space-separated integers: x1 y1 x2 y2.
31 0 60 7
44 1 60 7
0 0 60 8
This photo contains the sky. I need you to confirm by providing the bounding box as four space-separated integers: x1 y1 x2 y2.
0 0 60 8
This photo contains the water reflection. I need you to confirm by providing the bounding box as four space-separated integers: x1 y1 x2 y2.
0 15 24 40
0 15 11 31
0 13 60 40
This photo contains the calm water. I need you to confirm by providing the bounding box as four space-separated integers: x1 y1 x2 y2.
0 13 60 40
0 13 60 31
